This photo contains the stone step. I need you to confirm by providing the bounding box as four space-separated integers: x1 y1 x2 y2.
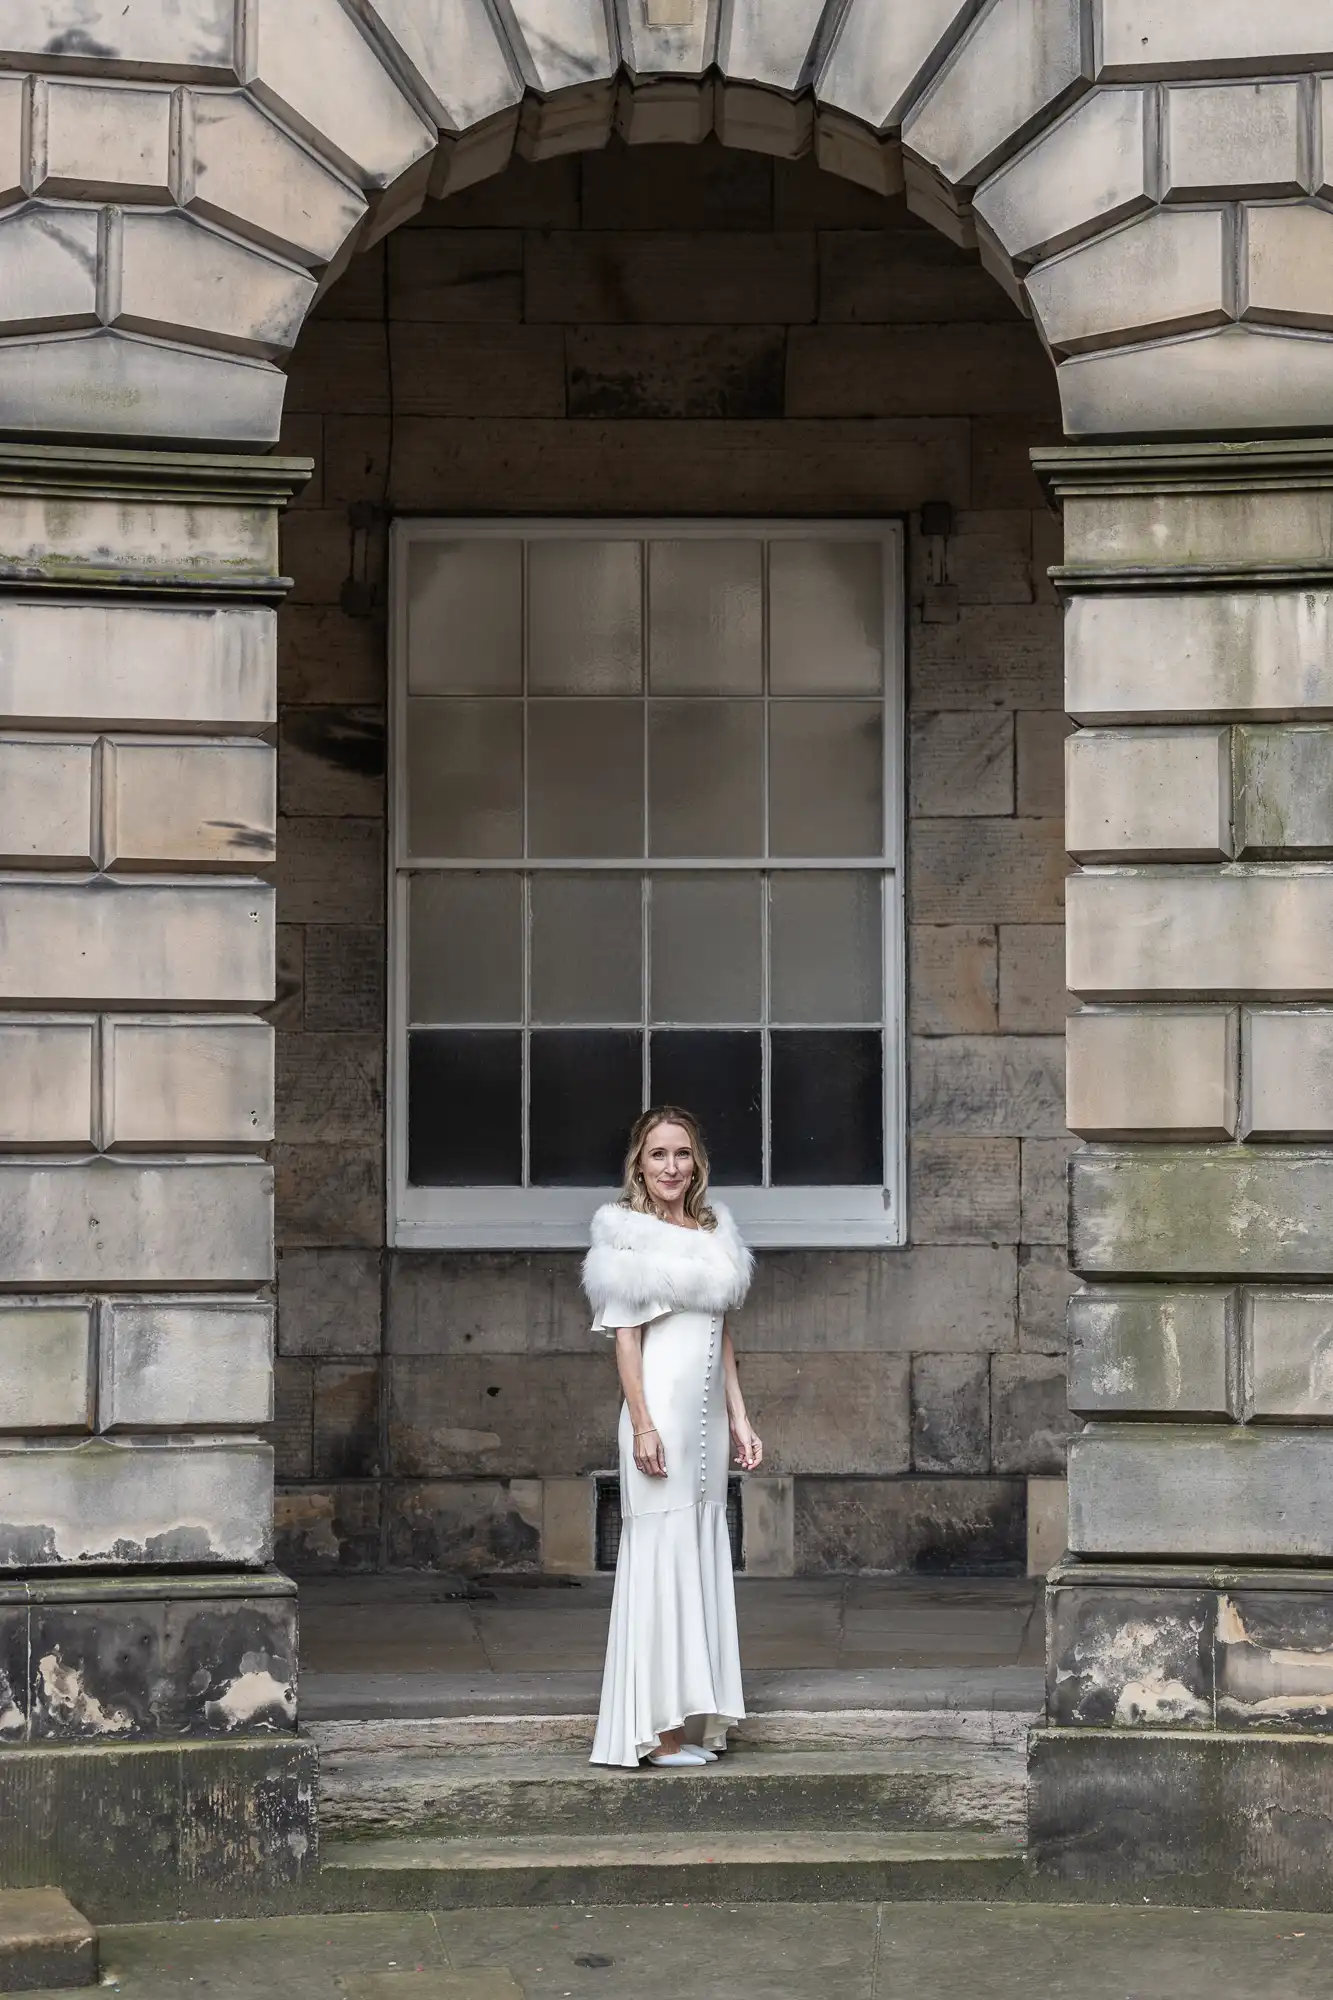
319 1743 1027 1840
317 1829 1027 1912
0 1890 97 1994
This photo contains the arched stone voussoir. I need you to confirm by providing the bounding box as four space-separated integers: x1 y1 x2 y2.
0 1 239 84
182 93 367 271
0 329 285 445
111 211 317 364
974 88 1153 272
1057 324 1333 438
1027 207 1231 362
0 204 99 340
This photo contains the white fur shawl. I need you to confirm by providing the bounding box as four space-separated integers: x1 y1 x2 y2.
582 1202 754 1320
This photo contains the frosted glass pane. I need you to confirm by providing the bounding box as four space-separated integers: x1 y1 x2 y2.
648 540 762 693
409 872 522 1023
650 873 762 1024
648 700 763 857
528 700 643 857
769 701 883 856
770 872 882 1024
769 541 884 694
529 539 643 693
531 873 642 1024
407 698 522 857
407 539 523 694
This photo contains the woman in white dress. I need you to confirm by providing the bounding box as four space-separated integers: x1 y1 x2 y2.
583 1105 762 1769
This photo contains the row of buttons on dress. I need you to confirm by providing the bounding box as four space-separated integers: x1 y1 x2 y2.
701 1312 719 1500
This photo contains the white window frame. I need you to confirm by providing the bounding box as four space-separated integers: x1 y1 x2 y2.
388 517 907 1250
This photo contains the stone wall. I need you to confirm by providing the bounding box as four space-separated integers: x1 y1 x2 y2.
268 139 1075 1577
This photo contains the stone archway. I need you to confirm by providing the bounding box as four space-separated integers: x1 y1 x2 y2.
5 0 1333 1913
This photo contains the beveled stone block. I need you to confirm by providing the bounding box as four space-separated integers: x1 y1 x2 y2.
0 1158 272 1288
1244 1009 1333 1139
99 1298 274 1430
1047 1579 1215 1728
185 91 366 267
0 1301 94 1432
1059 325 1333 441
1062 487 1333 570
1068 591 1333 725
1243 202 1333 333
0 601 275 732
351 0 519 135
104 738 275 870
0 1438 272 1568
1067 869 1333 1000
0 1017 94 1147
249 0 434 189
1067 1009 1237 1140
1237 725 1333 855
0 330 285 446
0 74 22 210
974 88 1150 266
1217 1587 1333 1728
104 1017 274 1148
0 479 279 592
1072 1148 1333 1279
1245 1290 1333 1421
1066 728 1230 861
0 204 98 337
0 877 273 1006
1165 81 1304 200
35 79 174 201
1028 207 1228 359
1070 1423 1333 1558
115 211 315 362
1067 1286 1232 1417
0 736 95 866
902 0 1088 190
1 2 238 73
1100 3 1333 72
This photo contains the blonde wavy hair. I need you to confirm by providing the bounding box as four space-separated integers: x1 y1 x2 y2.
619 1105 717 1231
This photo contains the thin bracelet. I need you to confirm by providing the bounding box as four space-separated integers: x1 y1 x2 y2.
633 1427 658 1436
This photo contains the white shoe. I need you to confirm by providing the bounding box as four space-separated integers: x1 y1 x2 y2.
689 1747 719 1762
647 1748 705 1767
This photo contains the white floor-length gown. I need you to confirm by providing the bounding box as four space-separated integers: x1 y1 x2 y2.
583 1201 754 1768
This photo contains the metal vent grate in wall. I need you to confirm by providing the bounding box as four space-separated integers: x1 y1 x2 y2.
595 1475 744 1572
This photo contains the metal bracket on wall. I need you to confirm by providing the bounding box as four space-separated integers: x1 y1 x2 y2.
342 500 388 617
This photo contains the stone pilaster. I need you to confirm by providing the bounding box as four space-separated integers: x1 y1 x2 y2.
0 444 316 1911
1030 439 1333 1905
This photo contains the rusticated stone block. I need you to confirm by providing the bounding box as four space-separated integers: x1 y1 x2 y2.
0 330 285 447
1216 1587 1333 1729
1067 868 1333 1000
0 737 94 865
992 1354 1071 1475
912 1354 990 1474
1244 1009 1333 1139
104 1017 274 1148
1069 1424 1333 1559
105 739 275 869
1073 1148 1333 1280
1047 1580 1215 1728
974 88 1150 266
278 1248 381 1357
0 1439 272 1568
386 1478 542 1573
1028 208 1228 361
1068 1286 1232 1418
1237 725 1333 855
793 1476 1025 1576
187 89 366 267
0 877 272 1007
1067 1009 1237 1140
0 1159 272 1288
0 1302 94 1433
273 1481 381 1573
0 1017 95 1146
1067 592 1333 725
1065 727 1231 860
1245 1291 1333 1421
36 77 173 202
1166 80 1303 200
99 1298 274 1431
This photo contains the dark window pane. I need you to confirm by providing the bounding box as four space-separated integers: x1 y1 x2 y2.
408 1031 522 1185
530 1031 642 1185
651 1031 762 1184
770 1030 882 1185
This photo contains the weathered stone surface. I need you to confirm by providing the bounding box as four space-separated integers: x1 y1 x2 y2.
787 324 1054 418
911 1353 990 1473
1244 1008 1333 1139
1216 1587 1333 1729
1016 710 1068 817
268 1359 312 1480
388 1251 636 1355
105 1017 274 1147
999 925 1066 1032
0 477 282 591
250 0 433 190
312 1361 380 1479
1067 1286 1232 1418
1061 482 1333 571
736 1247 1017 1354
267 926 303 1033
0 205 98 336
1066 728 1231 860
0 1303 94 1433
1059 325 1333 443
0 1017 95 1146
0 877 272 1007
274 1481 381 1572
1245 1291 1333 1421
0 1572 297 1742
354 0 520 135
1067 1009 1237 1140
0 1439 272 1568
991 1354 1070 1474
0 1885 96 1990
1026 1474 1067 1576
279 1248 382 1357
1069 1424 1333 1558
186 90 366 266
1047 1580 1214 1728
1019 1247 1079 1354
911 1034 1066 1137
821 232 1018 327
538 1476 595 1575
388 1356 618 1478
275 1033 381 1148
566 326 786 420
1243 204 1333 337
1067 590 1333 726
527 231 817 324
911 820 1065 923
99 1299 273 1430
1072 1148 1333 1279
0 737 94 866
273 1143 382 1251
106 739 275 869
740 1475 795 1579
1029 207 1228 359
910 605 1063 709
1067 869 1333 1000
743 1354 911 1476
974 89 1150 265
0 601 274 732
1021 1137 1078 1245
909 926 998 1035
115 210 315 361
279 707 385 819
0 330 285 445
277 817 383 923
1238 725 1333 856
303 925 385 1032
793 1476 1025 1576
909 712 1013 816
909 1136 1020 1245
0 1159 272 1288
1100 3 1333 73
818 1 975 133
386 1478 542 1573
902 0 1088 190
1165 81 1304 199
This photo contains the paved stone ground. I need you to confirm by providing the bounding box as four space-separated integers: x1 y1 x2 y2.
82 1902 1333 1998
300 1575 1045 1719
